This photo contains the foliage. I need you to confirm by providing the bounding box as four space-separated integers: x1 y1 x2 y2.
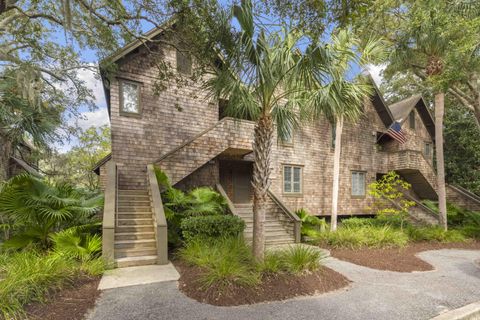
0 174 103 249
315 225 409 249
296 208 327 238
0 250 104 319
181 215 246 242
444 104 480 195
50 226 102 261
178 237 260 288
368 171 415 229
154 167 229 247
405 226 467 243
44 125 111 191
178 237 324 289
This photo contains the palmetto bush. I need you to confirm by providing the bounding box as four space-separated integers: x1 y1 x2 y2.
0 174 103 250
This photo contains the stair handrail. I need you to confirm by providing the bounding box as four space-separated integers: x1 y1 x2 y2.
267 190 301 243
215 183 238 216
102 161 117 265
447 184 480 204
402 192 439 220
147 164 168 265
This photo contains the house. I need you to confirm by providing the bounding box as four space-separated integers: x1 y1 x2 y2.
95 26 480 268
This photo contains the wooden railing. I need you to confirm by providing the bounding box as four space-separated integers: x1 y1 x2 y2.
215 184 237 216
147 164 168 265
102 161 117 265
267 190 301 243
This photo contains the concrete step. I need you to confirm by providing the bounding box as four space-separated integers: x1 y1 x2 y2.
115 255 158 268
115 247 157 258
116 225 154 233
114 239 156 249
244 230 292 238
117 218 153 226
118 206 152 212
115 232 156 241
118 194 150 200
118 189 149 195
117 213 152 219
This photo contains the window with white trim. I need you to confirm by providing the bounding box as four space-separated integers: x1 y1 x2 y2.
120 80 140 114
283 165 302 194
351 171 366 197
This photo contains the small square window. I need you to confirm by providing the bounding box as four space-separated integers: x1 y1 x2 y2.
176 49 192 75
283 165 302 194
120 81 140 114
409 111 416 129
351 171 366 197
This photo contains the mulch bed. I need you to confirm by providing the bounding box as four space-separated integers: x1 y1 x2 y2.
174 261 350 306
24 276 101 320
329 241 480 273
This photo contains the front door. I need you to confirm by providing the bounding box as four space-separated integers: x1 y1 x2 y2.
233 164 252 203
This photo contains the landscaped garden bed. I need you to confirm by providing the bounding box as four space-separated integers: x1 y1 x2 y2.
175 259 349 306
329 241 480 272
24 276 100 320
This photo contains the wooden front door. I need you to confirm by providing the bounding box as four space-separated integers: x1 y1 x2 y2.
233 165 252 203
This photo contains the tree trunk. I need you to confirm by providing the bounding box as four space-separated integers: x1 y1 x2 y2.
435 92 448 230
252 113 274 261
0 135 11 182
330 116 344 232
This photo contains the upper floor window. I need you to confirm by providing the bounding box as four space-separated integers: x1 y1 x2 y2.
281 124 294 146
424 142 432 157
120 80 140 115
409 111 416 129
176 48 192 75
351 171 366 197
283 165 302 194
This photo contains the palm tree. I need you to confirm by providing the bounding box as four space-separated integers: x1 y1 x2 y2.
309 30 384 231
387 1 449 229
204 2 320 260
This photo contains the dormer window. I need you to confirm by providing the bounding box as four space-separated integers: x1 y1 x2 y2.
176 48 192 75
409 111 415 129
120 80 140 115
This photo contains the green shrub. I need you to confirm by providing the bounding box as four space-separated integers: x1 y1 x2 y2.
181 215 245 241
341 217 375 228
0 250 104 319
406 226 467 243
178 237 259 288
316 225 409 249
50 226 102 261
278 245 323 274
295 208 328 238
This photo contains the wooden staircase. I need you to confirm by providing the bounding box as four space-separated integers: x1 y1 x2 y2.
114 189 158 268
235 203 296 246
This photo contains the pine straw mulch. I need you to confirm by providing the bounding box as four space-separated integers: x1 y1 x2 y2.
174 261 350 306
328 241 480 273
24 276 101 320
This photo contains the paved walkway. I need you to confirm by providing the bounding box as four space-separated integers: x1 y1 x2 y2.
87 249 480 320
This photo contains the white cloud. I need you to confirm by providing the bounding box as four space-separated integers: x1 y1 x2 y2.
76 66 106 106
367 64 386 86
73 108 110 130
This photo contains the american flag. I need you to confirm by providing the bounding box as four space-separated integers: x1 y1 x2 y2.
386 121 407 144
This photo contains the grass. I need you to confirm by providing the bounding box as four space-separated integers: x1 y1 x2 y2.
177 237 324 290
0 250 104 319
312 215 475 249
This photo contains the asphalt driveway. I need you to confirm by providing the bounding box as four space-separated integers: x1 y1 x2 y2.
87 249 480 320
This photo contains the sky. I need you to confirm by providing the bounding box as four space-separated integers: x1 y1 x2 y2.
56 8 386 153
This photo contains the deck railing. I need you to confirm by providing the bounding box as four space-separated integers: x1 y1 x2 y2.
267 190 302 243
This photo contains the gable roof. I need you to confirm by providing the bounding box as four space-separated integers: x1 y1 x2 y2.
388 95 435 139
367 74 395 128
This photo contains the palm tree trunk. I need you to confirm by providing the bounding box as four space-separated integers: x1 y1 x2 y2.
330 116 344 231
252 113 274 261
435 92 448 230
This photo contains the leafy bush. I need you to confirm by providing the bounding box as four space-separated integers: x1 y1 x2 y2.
341 217 375 228
181 215 245 241
0 250 104 319
178 237 259 288
277 245 323 274
405 226 467 243
0 174 103 249
50 226 102 261
316 225 409 249
296 208 327 238
368 171 415 229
